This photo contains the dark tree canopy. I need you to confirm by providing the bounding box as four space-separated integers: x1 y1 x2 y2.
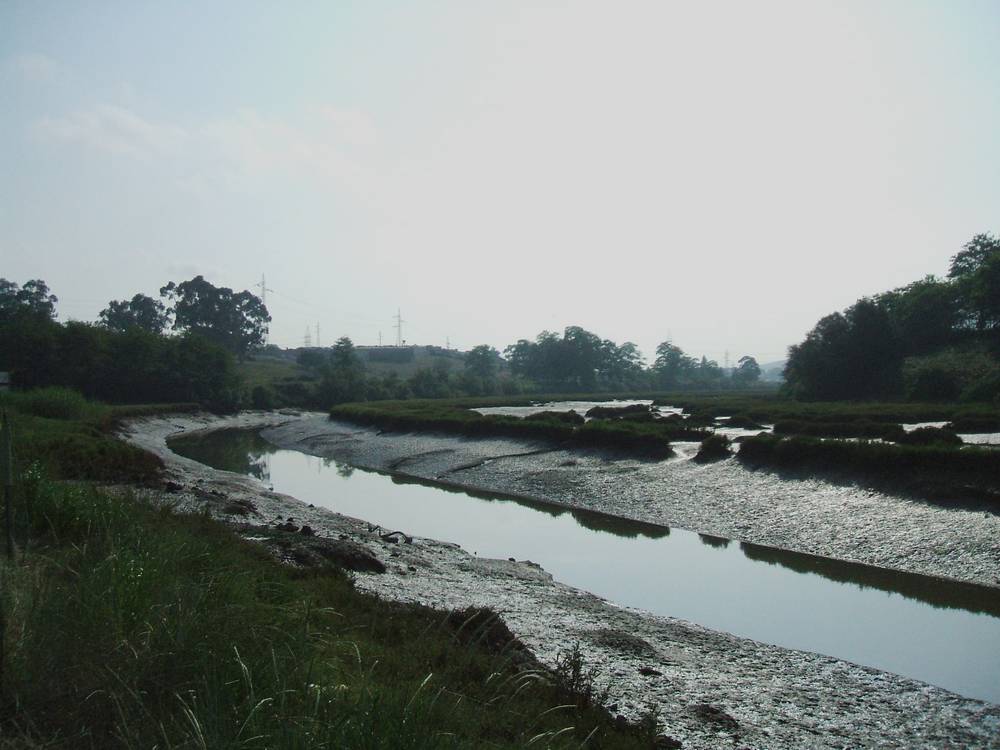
0 278 58 324
733 355 761 385
786 299 904 400
100 293 170 334
464 344 500 379
504 327 647 391
160 276 270 359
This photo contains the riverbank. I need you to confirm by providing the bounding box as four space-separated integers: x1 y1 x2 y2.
262 415 1000 588
121 412 1000 748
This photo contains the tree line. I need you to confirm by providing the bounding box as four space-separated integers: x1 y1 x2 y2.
784 233 1000 401
0 276 266 410
284 329 763 408
2 274 765 410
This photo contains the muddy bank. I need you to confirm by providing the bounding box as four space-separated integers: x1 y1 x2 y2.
262 415 1000 589
118 412 1000 748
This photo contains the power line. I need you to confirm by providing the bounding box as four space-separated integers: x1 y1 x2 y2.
394 308 405 347
255 274 274 344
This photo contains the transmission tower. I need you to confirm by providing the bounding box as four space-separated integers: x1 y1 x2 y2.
255 274 274 343
316 322 321 348
304 326 312 348
394 308 405 347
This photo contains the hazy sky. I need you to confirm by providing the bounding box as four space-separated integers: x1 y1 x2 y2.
3 1 999 365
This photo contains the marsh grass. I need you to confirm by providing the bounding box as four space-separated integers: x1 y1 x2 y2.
0 391 170 483
0 389 661 747
329 401 716 458
0 479 659 749
737 434 1000 506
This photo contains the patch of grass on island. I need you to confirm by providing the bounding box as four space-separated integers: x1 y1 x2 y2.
329 400 714 458
737 433 1000 507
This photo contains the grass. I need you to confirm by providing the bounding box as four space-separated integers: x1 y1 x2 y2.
329 400 715 458
0 480 658 748
772 420 907 441
0 391 661 748
737 434 1000 506
652 393 1000 425
0 388 197 483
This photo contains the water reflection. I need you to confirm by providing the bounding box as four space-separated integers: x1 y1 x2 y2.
741 542 1000 618
169 428 1000 703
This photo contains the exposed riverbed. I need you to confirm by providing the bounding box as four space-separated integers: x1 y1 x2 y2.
121 412 1000 749
171 426 1000 704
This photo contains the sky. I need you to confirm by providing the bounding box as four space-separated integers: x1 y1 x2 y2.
2 0 999 366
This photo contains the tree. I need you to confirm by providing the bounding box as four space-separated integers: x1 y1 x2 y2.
784 299 902 400
948 233 1000 332
160 276 270 359
465 345 499 379
733 355 761 385
0 278 58 324
100 293 170 334
330 336 360 371
652 341 695 389
877 276 958 355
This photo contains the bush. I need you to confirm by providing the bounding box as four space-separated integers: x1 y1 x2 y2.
895 426 963 446
526 409 585 425
250 384 276 410
947 416 1000 433
0 386 98 420
693 434 732 463
737 434 999 506
773 420 906 441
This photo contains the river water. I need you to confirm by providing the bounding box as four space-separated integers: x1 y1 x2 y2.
171 427 1000 704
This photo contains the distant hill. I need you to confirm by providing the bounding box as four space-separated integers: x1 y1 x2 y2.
760 359 786 382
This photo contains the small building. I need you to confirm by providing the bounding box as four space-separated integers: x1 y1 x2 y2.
0 372 9 391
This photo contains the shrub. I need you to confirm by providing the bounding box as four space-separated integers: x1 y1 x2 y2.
526 409 585 425
693 434 732 463
0 386 98 420
895 426 963 446
773 420 905 441
250 384 276 410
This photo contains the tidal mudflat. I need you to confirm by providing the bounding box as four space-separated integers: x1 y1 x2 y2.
119 412 1000 748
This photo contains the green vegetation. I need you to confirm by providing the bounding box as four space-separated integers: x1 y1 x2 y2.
1 480 656 748
0 388 179 482
650 392 999 425
329 400 715 458
784 233 1000 402
737 434 1000 506
693 434 732 463
0 394 659 748
772 420 907 441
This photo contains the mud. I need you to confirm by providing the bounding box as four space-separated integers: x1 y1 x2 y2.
119 412 1000 749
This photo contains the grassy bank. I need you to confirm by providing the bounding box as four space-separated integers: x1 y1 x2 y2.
329 400 713 458
737 434 1000 506
0 387 200 482
1 483 656 748
0 391 660 748
652 393 999 426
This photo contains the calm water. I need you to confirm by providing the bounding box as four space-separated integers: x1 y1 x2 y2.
171 428 1000 703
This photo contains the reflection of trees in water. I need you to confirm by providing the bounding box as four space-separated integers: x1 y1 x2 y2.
699 533 730 549
170 429 278 481
389 473 670 539
740 541 1000 617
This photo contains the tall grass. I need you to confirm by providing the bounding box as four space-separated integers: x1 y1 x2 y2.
737 434 1000 506
0 479 657 749
330 401 715 458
